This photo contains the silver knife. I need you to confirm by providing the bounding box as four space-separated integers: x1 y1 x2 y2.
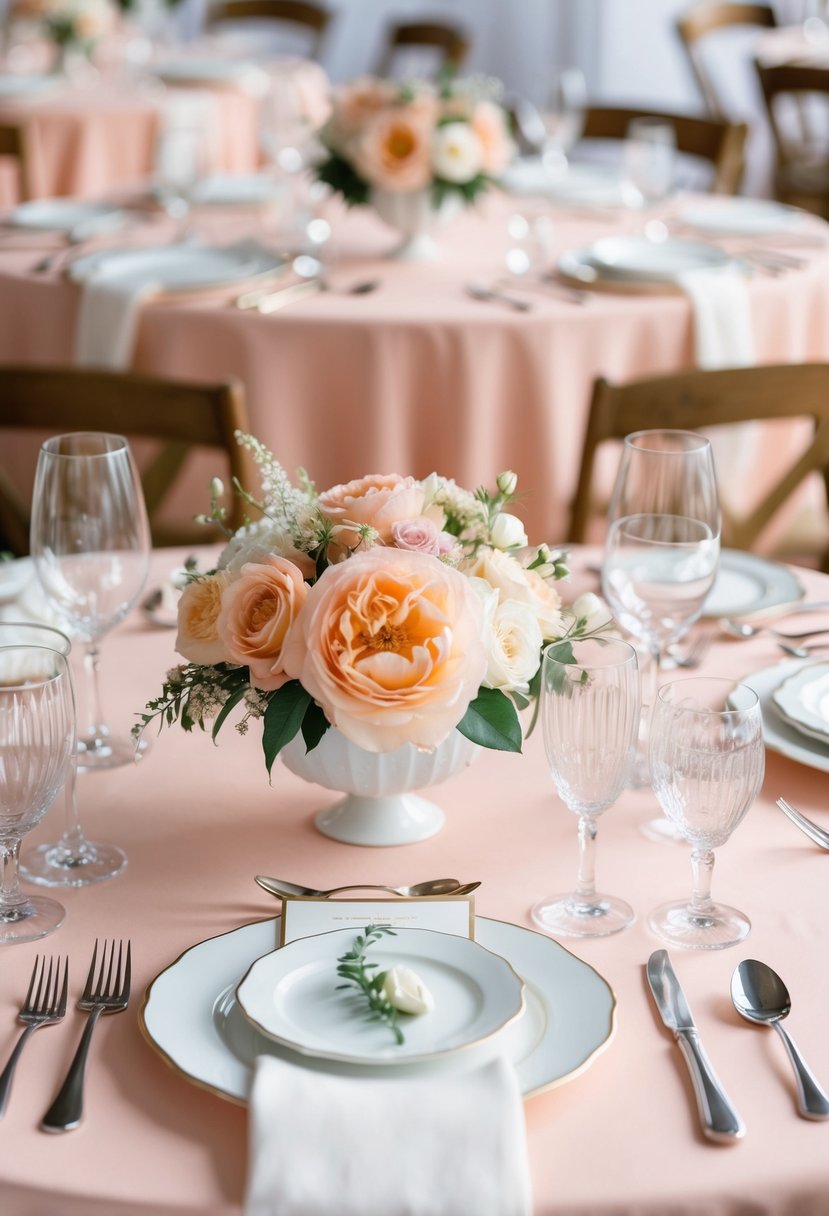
646 949 745 1143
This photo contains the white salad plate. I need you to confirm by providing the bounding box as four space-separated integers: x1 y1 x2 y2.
190 174 281 207
66 242 282 295
237 926 525 1066
151 58 257 86
140 916 617 1103
7 198 125 233
772 661 829 744
588 235 731 280
502 160 627 208
702 549 804 618
677 199 806 237
741 659 829 774
0 74 60 101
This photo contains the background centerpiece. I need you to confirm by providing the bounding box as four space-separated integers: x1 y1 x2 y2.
137 437 611 845
9 0 116 74
314 74 514 260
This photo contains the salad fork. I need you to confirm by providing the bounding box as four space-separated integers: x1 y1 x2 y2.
776 798 829 851
0 955 68 1118
41 939 131 1133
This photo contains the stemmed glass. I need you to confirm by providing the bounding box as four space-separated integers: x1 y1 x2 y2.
30 433 151 770
540 67 587 177
154 92 216 238
0 643 75 943
601 430 721 827
531 637 640 938
648 677 764 950
2 623 127 886
622 117 677 210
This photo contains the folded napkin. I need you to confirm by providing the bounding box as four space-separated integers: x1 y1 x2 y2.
74 270 162 370
244 1054 532 1216
675 265 756 370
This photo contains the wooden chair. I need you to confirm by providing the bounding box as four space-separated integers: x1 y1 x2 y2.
0 123 32 202
676 2 777 117
0 367 256 554
755 61 829 220
567 366 829 571
375 21 470 78
581 106 748 194
205 0 331 56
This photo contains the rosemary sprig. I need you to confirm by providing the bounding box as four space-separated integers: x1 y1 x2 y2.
335 925 403 1046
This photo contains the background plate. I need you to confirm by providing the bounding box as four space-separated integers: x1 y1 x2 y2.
741 658 829 774
702 550 803 618
772 661 829 744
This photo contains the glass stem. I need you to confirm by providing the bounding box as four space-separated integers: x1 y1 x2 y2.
60 755 86 854
83 641 109 744
575 815 598 904
0 838 24 911
690 848 715 915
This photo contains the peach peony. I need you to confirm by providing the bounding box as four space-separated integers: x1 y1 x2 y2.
354 108 433 193
216 556 308 692
281 547 487 752
318 474 426 548
176 573 233 665
471 100 513 176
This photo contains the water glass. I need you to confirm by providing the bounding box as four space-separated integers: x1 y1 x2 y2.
540 67 587 176
622 117 676 208
648 677 764 950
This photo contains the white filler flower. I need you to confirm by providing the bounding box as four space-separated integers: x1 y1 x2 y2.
382 965 435 1015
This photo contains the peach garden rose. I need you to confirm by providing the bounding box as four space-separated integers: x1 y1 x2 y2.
176 572 233 666
318 474 426 548
217 555 308 692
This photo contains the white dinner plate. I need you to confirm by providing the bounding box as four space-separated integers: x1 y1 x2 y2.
741 659 829 774
677 199 806 237
772 661 829 744
0 74 60 101
702 549 804 618
140 916 617 1104
501 160 627 207
151 58 257 86
190 174 281 208
588 235 731 280
66 241 283 294
237 926 525 1066
7 198 125 233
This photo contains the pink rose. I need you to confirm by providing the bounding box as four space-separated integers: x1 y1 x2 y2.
216 556 308 692
281 547 487 752
391 517 459 558
318 474 426 548
353 108 433 194
176 573 233 665
471 100 513 176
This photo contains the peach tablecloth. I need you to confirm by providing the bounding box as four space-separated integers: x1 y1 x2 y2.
0 194 828 546
1 548 828 1214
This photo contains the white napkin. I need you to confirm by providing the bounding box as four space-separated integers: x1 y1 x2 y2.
74 270 161 370
243 1054 533 1216
675 265 756 370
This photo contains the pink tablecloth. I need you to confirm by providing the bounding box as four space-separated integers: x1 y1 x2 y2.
1 547 828 1214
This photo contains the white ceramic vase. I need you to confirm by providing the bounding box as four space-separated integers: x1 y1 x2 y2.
281 727 479 847
370 188 461 261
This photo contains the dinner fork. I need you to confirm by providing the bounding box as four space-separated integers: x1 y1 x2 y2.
40 939 131 1133
0 955 68 1118
776 798 829 852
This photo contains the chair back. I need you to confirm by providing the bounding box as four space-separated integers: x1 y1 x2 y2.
755 60 829 216
376 21 470 78
568 365 829 567
0 123 31 201
205 0 330 55
0 368 255 554
676 3 776 116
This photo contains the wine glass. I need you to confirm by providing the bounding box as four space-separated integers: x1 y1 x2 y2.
531 636 640 938
601 430 721 827
622 117 676 209
648 677 764 950
0 643 75 943
2 623 127 886
30 433 151 770
540 67 587 177
154 92 216 237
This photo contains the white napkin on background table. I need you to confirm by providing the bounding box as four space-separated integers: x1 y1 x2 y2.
675 265 756 370
243 1054 533 1216
73 271 162 370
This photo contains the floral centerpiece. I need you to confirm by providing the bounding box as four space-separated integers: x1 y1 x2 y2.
10 0 116 64
136 436 611 788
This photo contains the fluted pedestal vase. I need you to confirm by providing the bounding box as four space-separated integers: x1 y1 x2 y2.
281 728 479 847
370 188 461 261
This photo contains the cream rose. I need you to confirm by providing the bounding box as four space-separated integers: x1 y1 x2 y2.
176 573 233 665
431 121 484 184
472 580 543 695
490 512 528 551
216 556 308 692
281 547 487 752
464 547 565 640
318 474 426 548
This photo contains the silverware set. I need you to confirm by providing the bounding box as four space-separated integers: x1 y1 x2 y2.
0 939 131 1131
717 601 829 657
255 875 481 900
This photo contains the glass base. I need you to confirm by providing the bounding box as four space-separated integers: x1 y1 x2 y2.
531 891 635 938
20 839 127 887
0 895 65 944
78 732 149 770
648 899 750 950
640 815 686 844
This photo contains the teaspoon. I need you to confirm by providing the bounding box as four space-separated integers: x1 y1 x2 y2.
255 875 478 900
731 959 829 1120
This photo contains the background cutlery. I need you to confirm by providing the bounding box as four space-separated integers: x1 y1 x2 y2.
465 281 532 312
646 949 745 1142
775 797 829 851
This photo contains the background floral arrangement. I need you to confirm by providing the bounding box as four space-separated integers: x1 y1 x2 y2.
10 0 115 51
314 74 514 208
137 437 611 771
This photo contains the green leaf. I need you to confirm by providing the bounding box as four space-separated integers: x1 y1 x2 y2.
301 701 330 753
210 685 249 741
457 687 522 753
262 682 312 775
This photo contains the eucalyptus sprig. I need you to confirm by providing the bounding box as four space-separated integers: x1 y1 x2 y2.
335 924 403 1046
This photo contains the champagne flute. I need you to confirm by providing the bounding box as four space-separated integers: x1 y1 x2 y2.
601 430 720 830
531 637 640 938
648 677 764 950
4 623 127 886
30 433 150 770
0 643 74 943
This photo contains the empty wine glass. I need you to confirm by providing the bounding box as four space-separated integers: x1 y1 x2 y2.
3 623 127 886
30 433 151 770
601 430 720 826
648 677 764 950
531 637 640 938
154 91 216 237
540 67 587 177
0 644 74 943
622 117 676 209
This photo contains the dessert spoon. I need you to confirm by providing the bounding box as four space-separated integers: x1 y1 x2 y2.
719 619 829 642
255 875 477 900
731 959 829 1120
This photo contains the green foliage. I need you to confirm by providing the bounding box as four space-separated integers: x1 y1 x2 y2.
457 686 522 753
316 155 371 207
432 173 491 208
300 700 330 753
335 925 403 1046
262 682 312 775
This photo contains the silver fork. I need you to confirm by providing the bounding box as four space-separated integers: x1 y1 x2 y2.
0 955 68 1118
40 939 131 1133
776 797 829 851
667 632 713 670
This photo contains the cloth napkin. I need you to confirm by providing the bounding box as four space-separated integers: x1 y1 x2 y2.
243 1054 533 1216
675 265 756 370
73 269 162 370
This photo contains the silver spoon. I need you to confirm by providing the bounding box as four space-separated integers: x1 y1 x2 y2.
777 640 829 659
255 875 478 900
719 619 829 643
731 959 829 1120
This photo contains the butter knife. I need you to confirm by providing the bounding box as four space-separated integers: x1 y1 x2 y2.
646 950 745 1143
235 278 321 313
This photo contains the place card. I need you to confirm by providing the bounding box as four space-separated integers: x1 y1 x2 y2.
279 895 475 947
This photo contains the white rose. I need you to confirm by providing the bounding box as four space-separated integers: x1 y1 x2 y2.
431 122 484 184
490 512 528 551
572 592 613 633
472 580 542 694
464 548 565 640
382 965 434 1016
